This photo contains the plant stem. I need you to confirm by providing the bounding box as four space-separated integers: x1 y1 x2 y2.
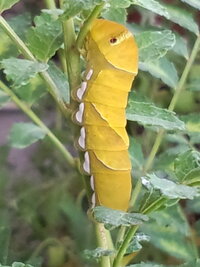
76 3 105 50
143 129 164 172
44 0 56 9
129 178 142 209
0 80 75 167
62 18 81 95
113 226 138 267
0 15 68 117
95 223 111 267
143 34 200 172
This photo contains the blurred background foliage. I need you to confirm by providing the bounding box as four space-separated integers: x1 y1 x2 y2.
0 0 200 266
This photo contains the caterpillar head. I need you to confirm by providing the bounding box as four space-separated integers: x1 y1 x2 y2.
90 19 138 74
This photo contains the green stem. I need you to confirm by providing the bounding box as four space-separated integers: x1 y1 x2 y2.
95 223 111 267
0 80 75 167
143 35 200 173
129 178 142 209
76 3 105 50
62 18 81 93
143 129 164 172
44 0 56 9
113 226 138 267
0 15 68 117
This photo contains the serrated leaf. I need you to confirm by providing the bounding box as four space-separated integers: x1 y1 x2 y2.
102 7 127 24
142 173 198 199
139 57 178 88
0 0 20 13
163 4 199 35
0 90 10 107
0 58 48 88
180 0 200 10
174 150 200 183
93 206 148 230
26 13 63 62
47 61 70 104
126 93 185 131
172 34 189 59
84 247 114 260
136 30 175 63
9 122 46 148
130 0 169 18
141 205 196 261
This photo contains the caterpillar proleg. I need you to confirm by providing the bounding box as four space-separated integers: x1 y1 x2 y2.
74 19 138 211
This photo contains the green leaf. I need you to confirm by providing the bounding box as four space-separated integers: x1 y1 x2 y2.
181 259 200 267
9 13 31 40
0 58 48 88
180 0 200 10
0 91 10 108
136 30 175 63
9 122 46 148
127 264 164 267
126 92 185 131
26 13 63 62
108 0 131 8
84 247 114 260
3 263 34 267
0 13 31 60
174 150 200 184
47 61 70 104
93 206 148 230
163 4 199 35
0 0 20 13
180 113 200 133
102 7 127 24
142 173 198 199
141 205 196 261
172 34 189 59
129 137 144 172
130 0 169 18
139 57 178 88
61 0 103 19
126 233 150 254
14 75 46 104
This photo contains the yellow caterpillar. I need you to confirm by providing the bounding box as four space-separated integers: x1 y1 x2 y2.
74 19 138 211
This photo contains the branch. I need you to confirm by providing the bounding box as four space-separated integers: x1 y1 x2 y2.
76 3 105 50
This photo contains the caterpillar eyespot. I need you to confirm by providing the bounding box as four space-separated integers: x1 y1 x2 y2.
73 19 138 211
110 37 117 44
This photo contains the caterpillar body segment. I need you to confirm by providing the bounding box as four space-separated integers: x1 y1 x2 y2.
74 19 138 211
